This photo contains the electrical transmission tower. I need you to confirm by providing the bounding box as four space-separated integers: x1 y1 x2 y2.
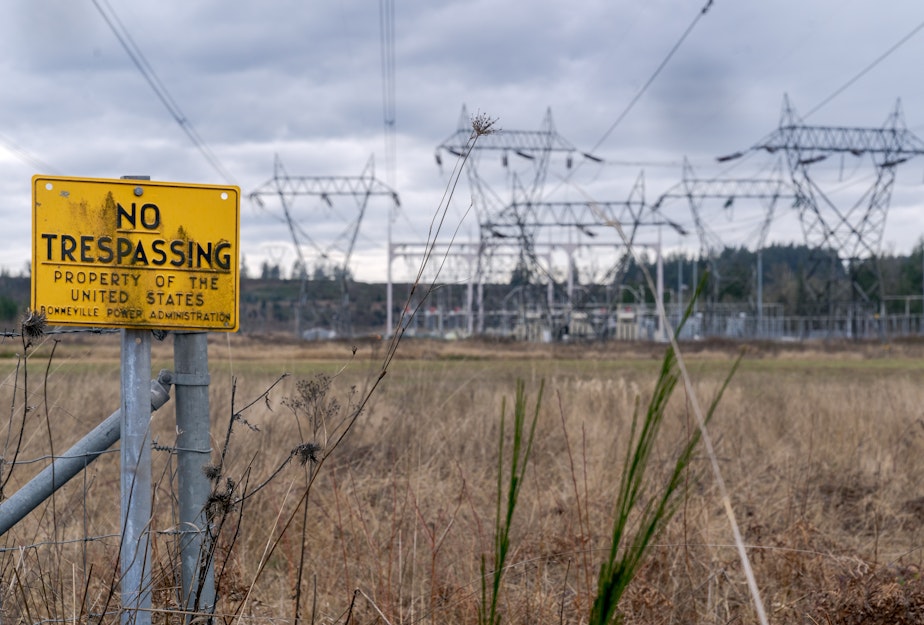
655 160 792 258
250 156 399 338
436 107 636 338
483 174 650 331
436 106 585 217
654 161 796 334
722 96 924 322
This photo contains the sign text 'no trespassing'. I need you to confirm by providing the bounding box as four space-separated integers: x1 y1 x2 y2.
32 176 240 331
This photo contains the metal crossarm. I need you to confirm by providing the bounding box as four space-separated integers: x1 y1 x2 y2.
665 177 794 200
752 95 924 159
755 125 924 158
437 104 576 157
250 172 398 200
490 200 642 230
438 128 577 155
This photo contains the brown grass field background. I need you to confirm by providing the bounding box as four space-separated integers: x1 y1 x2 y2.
2 333 924 624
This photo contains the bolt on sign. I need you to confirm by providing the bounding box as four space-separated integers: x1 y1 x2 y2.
32 176 240 331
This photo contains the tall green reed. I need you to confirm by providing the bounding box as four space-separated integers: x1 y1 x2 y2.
480 379 544 625
589 282 741 625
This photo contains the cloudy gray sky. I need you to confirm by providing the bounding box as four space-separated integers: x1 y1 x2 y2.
3 0 924 282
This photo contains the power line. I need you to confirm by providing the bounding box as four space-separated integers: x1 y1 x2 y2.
542 0 715 203
91 0 236 184
587 0 715 156
379 0 397 189
804 17 924 119
0 133 59 174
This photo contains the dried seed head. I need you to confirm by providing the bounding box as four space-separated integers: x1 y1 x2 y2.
22 309 47 340
205 477 238 519
232 412 260 432
294 442 322 466
206 489 233 518
202 464 221 481
471 111 499 137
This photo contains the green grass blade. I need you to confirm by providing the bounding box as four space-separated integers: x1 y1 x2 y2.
590 273 737 625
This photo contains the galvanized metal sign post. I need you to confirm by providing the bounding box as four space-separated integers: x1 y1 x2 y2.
32 176 239 625
121 324 153 624
173 331 216 616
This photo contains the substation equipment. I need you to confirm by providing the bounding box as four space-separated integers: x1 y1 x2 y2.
418 107 668 341
253 100 924 343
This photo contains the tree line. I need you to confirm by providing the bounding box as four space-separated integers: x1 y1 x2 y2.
618 242 924 315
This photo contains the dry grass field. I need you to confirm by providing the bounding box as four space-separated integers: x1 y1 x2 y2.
2 332 924 624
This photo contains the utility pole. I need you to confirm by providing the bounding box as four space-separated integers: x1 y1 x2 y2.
757 249 764 337
120 329 152 625
656 224 664 341
677 255 683 332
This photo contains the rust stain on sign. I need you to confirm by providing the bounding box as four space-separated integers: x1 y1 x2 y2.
32 176 240 331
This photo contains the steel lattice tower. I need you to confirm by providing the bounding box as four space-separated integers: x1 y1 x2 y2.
724 96 924 317
435 107 652 338
654 162 796 333
656 160 794 259
436 106 580 218
490 174 648 280
250 156 399 338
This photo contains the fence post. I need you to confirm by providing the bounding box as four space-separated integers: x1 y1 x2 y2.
121 329 152 625
174 331 215 619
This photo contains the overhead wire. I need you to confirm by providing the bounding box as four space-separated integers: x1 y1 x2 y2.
694 17 924 256
380 0 397 190
587 0 714 157
0 133 60 174
377 0 426 249
803 17 924 119
543 0 715 202
90 0 237 185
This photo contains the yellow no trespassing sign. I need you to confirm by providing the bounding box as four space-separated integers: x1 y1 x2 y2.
32 176 240 331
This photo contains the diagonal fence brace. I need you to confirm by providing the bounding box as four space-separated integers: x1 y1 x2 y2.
0 369 174 537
